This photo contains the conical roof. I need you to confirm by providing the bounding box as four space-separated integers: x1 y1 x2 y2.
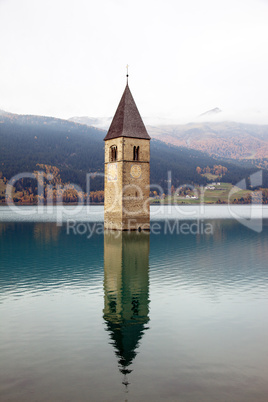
104 84 151 141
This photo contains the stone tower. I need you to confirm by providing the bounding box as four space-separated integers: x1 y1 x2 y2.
104 81 150 231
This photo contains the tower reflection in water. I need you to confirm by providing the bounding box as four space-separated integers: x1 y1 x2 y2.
103 231 150 390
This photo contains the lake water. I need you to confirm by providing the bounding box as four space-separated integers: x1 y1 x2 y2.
1 206 268 401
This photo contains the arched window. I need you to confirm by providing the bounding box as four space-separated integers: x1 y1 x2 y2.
133 146 139 161
110 145 117 162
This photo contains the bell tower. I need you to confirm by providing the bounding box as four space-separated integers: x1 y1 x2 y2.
104 78 150 231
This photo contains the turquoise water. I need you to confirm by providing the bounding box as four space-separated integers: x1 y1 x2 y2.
1 211 268 401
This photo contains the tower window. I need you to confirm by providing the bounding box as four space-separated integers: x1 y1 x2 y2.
133 146 139 161
110 145 117 162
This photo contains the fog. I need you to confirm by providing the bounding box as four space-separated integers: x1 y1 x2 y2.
0 0 268 124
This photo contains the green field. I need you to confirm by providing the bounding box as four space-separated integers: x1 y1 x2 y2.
201 173 219 180
152 183 253 204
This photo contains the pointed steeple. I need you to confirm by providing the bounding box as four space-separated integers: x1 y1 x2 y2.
104 84 151 141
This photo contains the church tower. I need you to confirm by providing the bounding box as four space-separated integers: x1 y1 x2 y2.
104 79 150 231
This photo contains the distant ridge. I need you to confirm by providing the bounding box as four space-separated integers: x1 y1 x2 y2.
146 121 268 160
0 110 259 191
70 113 268 160
2 108 268 168
0 109 9 115
199 107 222 117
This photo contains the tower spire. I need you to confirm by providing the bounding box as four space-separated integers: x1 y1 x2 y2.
103 83 150 141
126 64 129 85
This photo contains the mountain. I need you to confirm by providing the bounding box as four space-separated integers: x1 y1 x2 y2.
69 116 268 160
0 111 262 193
0 112 105 191
147 121 268 160
199 107 222 117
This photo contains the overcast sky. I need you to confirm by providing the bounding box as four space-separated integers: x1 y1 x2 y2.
0 0 268 124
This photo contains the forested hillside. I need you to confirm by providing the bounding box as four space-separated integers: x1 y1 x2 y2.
0 112 104 191
0 112 263 195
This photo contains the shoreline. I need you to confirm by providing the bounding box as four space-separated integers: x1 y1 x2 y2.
0 201 263 207
1 204 267 224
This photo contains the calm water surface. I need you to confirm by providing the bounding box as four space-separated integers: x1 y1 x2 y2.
1 207 268 401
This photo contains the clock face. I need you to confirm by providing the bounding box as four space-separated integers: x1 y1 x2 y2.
130 164 142 179
107 163 118 182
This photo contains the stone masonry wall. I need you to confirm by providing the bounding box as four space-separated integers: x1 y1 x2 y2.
104 138 150 230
